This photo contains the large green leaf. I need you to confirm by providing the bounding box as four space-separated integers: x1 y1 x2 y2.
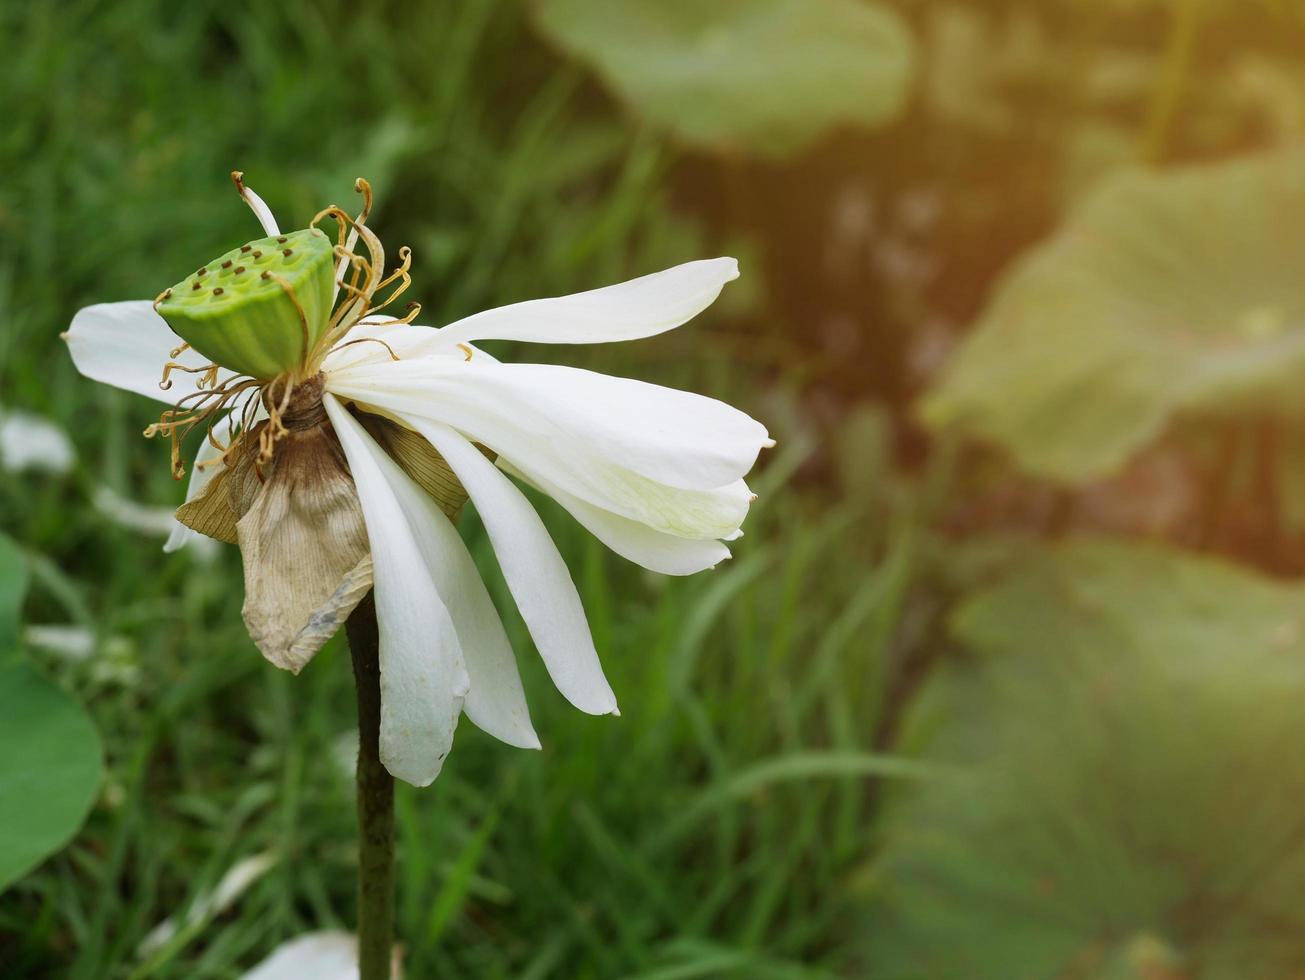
867 538 1305 979
0 534 27 646
0 656 103 890
0 534 102 891
921 152 1305 481
531 0 915 158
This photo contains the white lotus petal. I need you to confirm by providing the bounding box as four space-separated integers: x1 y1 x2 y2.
429 258 739 349
329 367 753 538
470 361 768 489
140 850 279 957
234 176 281 238
350 417 538 749
241 931 401 980
94 485 187 536
404 417 617 716
326 352 767 498
22 624 96 662
499 458 731 576
0 409 74 475
328 357 766 490
64 302 235 404
324 395 468 786
325 359 764 533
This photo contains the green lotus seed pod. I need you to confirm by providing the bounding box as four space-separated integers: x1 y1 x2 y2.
156 227 336 380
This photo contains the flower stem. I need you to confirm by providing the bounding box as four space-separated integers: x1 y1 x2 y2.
346 593 394 980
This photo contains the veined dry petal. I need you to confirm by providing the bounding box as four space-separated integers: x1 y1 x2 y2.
235 419 372 674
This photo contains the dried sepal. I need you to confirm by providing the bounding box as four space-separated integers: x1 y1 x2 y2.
174 458 242 545
362 413 471 522
173 419 271 543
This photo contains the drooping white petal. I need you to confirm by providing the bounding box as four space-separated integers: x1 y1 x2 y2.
65 302 235 404
343 416 537 748
428 258 739 349
0 409 74 475
327 361 755 539
324 395 469 786
416 501 540 748
327 357 767 488
402 417 617 716
500 458 732 576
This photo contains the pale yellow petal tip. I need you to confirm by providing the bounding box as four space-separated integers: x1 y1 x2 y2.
762 437 777 449
722 257 741 281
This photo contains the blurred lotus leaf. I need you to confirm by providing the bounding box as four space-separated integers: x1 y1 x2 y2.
921 152 1305 481
0 536 102 892
0 535 26 646
868 537 1305 979
530 0 915 158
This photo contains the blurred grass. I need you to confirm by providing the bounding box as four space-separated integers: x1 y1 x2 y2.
0 1 933 976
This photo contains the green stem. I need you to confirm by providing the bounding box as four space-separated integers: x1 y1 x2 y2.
346 593 394 980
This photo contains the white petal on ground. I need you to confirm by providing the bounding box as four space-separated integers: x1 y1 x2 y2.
324 395 469 786
343 414 538 749
22 624 96 662
427 257 740 349
138 850 279 957
0 409 74 475
403 417 618 716
240 931 402 980
64 302 235 404
94 485 219 561
498 458 731 576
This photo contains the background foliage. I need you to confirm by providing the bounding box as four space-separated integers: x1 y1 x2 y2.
3 0 1305 977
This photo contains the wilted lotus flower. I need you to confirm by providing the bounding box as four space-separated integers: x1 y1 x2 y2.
65 175 770 785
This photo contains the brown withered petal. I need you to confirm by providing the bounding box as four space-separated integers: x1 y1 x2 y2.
176 405 374 673
237 416 372 673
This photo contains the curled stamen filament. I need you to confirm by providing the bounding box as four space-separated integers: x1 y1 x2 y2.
159 360 221 392
333 337 402 362
145 376 261 479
